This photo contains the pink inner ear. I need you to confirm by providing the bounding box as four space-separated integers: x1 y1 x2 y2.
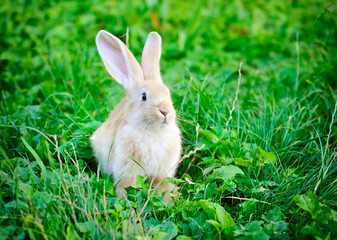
96 30 144 89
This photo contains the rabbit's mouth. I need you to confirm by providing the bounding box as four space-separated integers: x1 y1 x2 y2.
146 108 173 127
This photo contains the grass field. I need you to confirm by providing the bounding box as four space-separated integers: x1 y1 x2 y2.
1 0 337 239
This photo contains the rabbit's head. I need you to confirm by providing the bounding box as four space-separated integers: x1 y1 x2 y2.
96 30 176 129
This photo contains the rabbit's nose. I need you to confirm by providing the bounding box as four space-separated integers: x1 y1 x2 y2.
160 110 168 117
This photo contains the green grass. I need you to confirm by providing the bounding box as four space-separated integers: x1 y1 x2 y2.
1 0 337 239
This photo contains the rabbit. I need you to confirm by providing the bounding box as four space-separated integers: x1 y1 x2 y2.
90 30 182 201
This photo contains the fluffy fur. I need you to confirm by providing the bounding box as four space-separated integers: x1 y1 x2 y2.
90 30 181 201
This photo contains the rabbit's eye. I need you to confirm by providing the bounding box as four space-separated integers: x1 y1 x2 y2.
142 92 147 101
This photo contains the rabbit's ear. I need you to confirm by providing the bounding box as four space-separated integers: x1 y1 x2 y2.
141 32 162 81
96 30 143 90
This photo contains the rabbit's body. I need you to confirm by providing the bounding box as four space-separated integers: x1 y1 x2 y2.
91 30 181 200
91 98 181 182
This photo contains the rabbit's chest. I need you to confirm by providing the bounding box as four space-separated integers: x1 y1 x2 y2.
117 125 178 175
130 130 170 164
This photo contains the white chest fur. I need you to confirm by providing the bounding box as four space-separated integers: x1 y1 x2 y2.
111 123 181 180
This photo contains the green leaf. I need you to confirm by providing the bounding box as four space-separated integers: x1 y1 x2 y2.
246 221 265 232
216 204 235 236
210 165 244 182
153 232 170 240
233 158 253 168
204 182 217 199
21 136 46 179
66 225 80 240
293 191 319 218
262 206 286 222
36 136 55 167
136 175 149 189
252 186 268 193
176 236 193 240
257 147 276 165
206 219 220 229
199 200 235 236
199 129 219 147
77 221 95 233
152 221 178 240
265 221 289 238
293 192 337 239
243 143 258 151
198 200 216 219
234 221 270 240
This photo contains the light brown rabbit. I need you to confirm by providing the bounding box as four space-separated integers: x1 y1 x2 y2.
90 30 181 201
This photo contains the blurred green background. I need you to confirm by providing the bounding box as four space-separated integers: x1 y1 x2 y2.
1 0 337 239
